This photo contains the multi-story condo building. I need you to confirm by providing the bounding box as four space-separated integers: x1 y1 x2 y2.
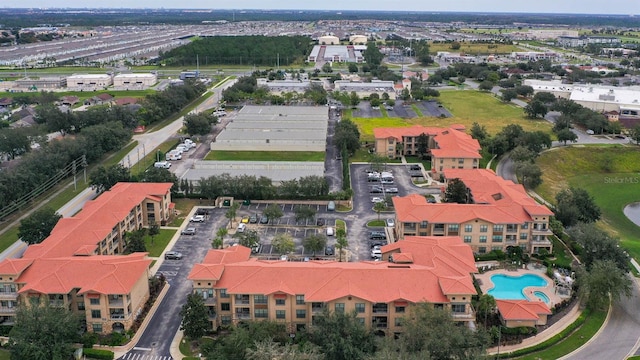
373 125 481 178
392 169 553 255
188 236 478 336
0 182 173 333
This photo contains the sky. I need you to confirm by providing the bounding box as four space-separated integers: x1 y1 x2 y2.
4 0 640 15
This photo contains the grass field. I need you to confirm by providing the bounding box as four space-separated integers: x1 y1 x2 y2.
144 229 176 258
351 90 552 142
429 42 521 55
205 151 325 161
536 145 640 259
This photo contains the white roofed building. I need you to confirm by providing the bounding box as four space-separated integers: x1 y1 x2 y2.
66 74 113 90
113 73 158 89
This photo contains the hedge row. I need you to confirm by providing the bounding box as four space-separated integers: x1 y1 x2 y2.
83 348 114 360
497 310 589 359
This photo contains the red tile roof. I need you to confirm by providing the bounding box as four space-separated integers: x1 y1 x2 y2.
393 169 552 224
190 236 477 304
373 125 480 159
496 299 551 321
23 182 172 259
16 253 151 295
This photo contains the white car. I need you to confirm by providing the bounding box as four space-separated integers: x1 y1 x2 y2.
237 223 246 233
385 218 395 227
371 249 382 259
190 215 205 222
326 227 334 236
385 187 398 194
371 197 385 203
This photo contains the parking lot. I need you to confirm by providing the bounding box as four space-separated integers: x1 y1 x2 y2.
350 100 452 119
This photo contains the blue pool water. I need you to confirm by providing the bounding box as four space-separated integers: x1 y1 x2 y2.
487 274 548 300
534 291 550 304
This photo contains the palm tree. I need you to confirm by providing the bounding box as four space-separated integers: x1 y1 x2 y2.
336 229 348 262
476 294 497 328
373 201 386 221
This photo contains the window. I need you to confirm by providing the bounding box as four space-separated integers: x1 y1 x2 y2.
254 309 268 318
89 298 100 305
478 246 487 254
452 304 466 313
296 309 306 319
492 235 503 242
92 324 102 333
254 295 267 304
221 315 232 325
355 303 365 313
220 289 229 298
493 225 504 232
522 223 529 229
479 236 487 243
296 295 305 305
448 224 459 232
520 233 528 240
221 303 230 311
492 246 502 252
91 310 101 319
77 302 85 311
276 298 285 306
276 310 286 319
395 306 405 313
335 303 345 313
463 236 472 243
464 225 473 232
420 221 428 228
480 225 488 233
356 317 365 325
395 317 403 326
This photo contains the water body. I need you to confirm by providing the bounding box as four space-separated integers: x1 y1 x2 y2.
623 202 640 227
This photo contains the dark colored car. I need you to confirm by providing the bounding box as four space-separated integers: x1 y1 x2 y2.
181 227 196 235
260 214 269 224
164 251 183 260
316 218 325 226
249 214 258 223
369 231 387 240
325 246 335 256
370 186 384 193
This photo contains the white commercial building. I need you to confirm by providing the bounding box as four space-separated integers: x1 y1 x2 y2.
182 161 325 185
307 45 365 63
349 35 367 44
66 74 113 89
334 80 396 99
113 73 158 89
210 106 329 152
318 35 340 45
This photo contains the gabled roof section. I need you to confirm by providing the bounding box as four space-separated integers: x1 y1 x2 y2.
496 299 551 320
16 253 151 295
22 182 172 259
431 128 482 159
0 258 34 276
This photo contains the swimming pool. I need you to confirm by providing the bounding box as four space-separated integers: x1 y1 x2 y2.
534 291 550 303
487 274 548 300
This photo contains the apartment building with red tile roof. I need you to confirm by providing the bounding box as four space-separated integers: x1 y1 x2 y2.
373 125 481 177
392 169 553 255
0 182 173 333
188 237 477 335
495 300 552 328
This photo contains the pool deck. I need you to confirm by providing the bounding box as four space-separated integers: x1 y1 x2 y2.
475 268 567 308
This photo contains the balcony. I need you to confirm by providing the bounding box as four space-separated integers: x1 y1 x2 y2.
0 308 16 314
108 298 125 307
0 292 18 300
110 313 129 320
372 316 388 329
372 304 388 314
208 311 217 320
235 311 251 320
311 303 325 314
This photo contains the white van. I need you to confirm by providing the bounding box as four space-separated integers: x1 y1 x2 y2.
326 227 334 236
166 151 182 161
176 144 190 153
154 161 171 169
184 139 196 149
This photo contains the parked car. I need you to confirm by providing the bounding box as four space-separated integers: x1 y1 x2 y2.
154 161 171 169
325 246 335 256
241 215 250 223
190 215 205 222
316 218 326 226
409 165 421 171
586 129 595 135
237 223 246 233
385 218 395 227
385 187 398 194
181 227 196 235
326 227 335 236
251 243 262 254
370 186 384 193
249 214 258 223
165 251 183 260
260 214 269 224
327 201 336 211
371 249 382 259
371 197 385 203
369 231 386 240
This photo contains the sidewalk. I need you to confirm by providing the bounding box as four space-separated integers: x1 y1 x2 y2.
487 302 582 355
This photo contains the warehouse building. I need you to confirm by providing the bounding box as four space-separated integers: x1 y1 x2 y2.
14 77 67 90
182 161 325 185
349 34 367 44
113 73 158 89
307 45 365 63
210 106 329 152
318 35 340 45
66 74 113 89
334 79 396 99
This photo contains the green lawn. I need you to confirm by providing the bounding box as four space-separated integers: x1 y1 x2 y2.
205 151 325 162
0 349 9 360
536 146 640 259
515 310 606 360
351 118 414 142
144 229 177 258
429 42 521 55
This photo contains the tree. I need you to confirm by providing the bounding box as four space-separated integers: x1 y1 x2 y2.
89 163 130 193
577 260 632 311
515 85 534 97
416 133 429 158
294 205 317 223
524 99 548 119
213 227 227 249
184 113 217 136
308 309 376 360
476 294 497 329
363 42 383 66
335 228 348 262
180 293 210 339
303 234 326 256
348 63 359 73
509 145 537 163
225 201 240 227
235 229 260 248
334 119 361 155
246 339 322 360
272 233 295 255
125 228 147 253
0 128 31 159
450 41 461 50
567 222 629 271
368 154 387 173
478 80 494 91
322 62 333 73
515 161 543 188
501 89 518 102
556 128 578 145
470 122 488 142
555 187 601 227
18 207 62 245
148 220 160 244
349 91 360 107
533 91 556 104
373 201 386 221
629 125 640 144
263 204 283 224
444 178 469 204
370 98 382 108
9 304 82 360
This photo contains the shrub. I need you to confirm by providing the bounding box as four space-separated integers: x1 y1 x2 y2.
0 325 12 336
83 348 114 360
